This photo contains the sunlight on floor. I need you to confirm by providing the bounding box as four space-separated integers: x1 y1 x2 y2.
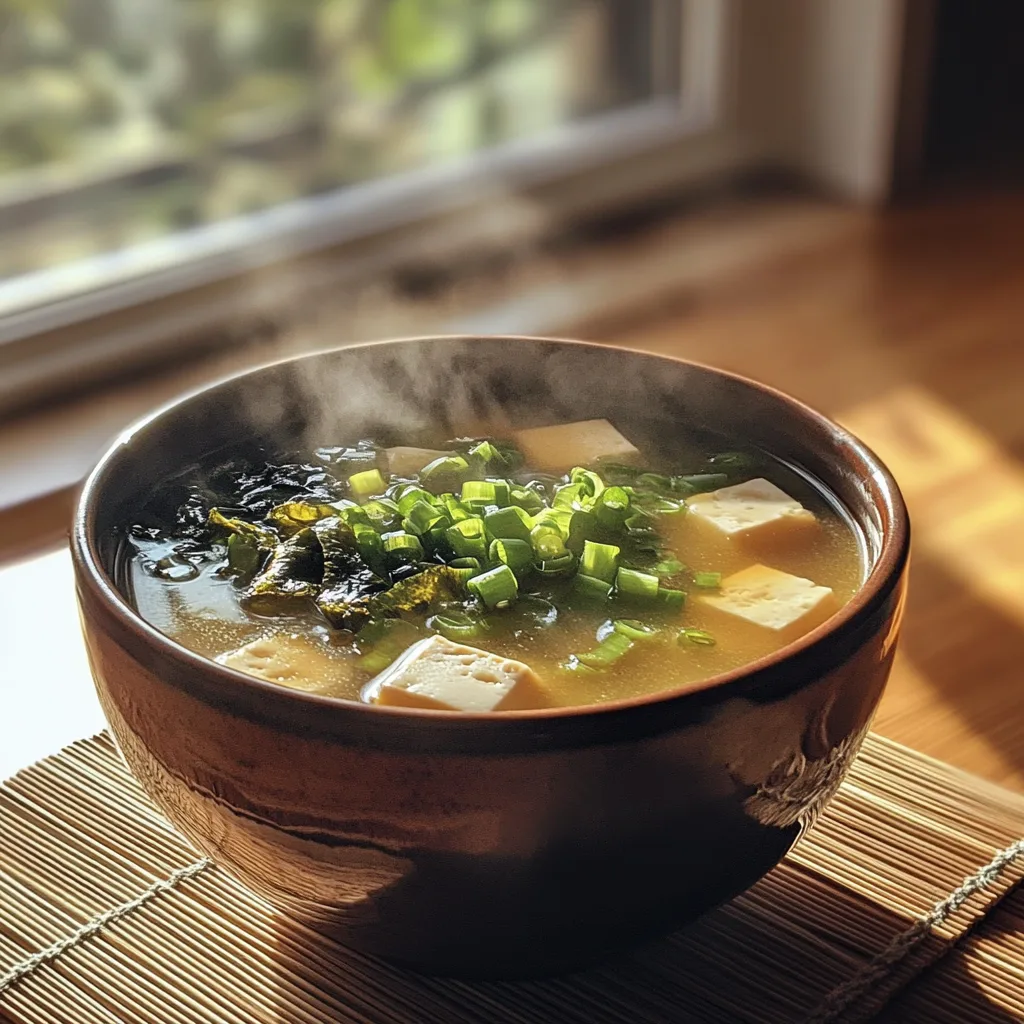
840 384 1024 630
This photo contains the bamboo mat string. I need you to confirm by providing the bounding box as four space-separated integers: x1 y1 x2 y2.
803 837 1024 1024
0 858 213 996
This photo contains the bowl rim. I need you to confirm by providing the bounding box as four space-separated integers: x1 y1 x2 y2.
72 334 910 731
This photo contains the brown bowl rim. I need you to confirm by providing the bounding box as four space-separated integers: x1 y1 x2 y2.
72 335 910 737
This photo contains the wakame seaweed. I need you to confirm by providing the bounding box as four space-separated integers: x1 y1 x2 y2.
313 517 389 630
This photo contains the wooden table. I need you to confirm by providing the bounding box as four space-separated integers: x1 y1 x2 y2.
2 185 1023 786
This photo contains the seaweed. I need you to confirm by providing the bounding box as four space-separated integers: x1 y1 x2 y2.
366 565 472 619
207 508 278 550
312 518 389 630
242 529 323 616
268 500 341 535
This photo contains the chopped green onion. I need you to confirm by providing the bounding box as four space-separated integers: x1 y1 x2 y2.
361 498 401 532
510 486 545 515
445 517 488 560
402 500 447 535
653 557 686 577
484 505 533 542
576 632 634 668
468 564 519 609
573 573 612 602
537 552 577 578
597 462 640 482
449 556 482 571
566 509 600 555
403 500 448 536
613 619 660 641
348 468 387 501
615 567 660 603
553 482 588 509
569 467 606 499
468 440 506 471
489 480 511 506
396 486 437 516
632 493 685 514
679 628 716 646
419 455 470 493
595 485 631 530
533 507 573 538
694 571 722 589
441 493 471 522
581 540 620 584
427 610 487 642
353 523 385 565
427 524 453 555
461 480 497 508
657 587 686 611
488 538 534 577
530 525 567 560
448 566 478 589
382 531 424 563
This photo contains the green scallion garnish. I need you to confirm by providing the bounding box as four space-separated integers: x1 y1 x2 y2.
679 628 716 646
468 564 519 609
484 505 533 542
445 517 488 561
569 467 606 499
348 468 387 501
396 486 437 516
613 619 660 641
576 631 634 669
657 587 686 611
468 440 506 471
488 538 534 577
573 573 612 602
403 500 448 536
580 540 620 584
419 455 470 492
428 610 487 642
449 556 482 571
614 567 660 603
382 531 424 563
693 571 722 589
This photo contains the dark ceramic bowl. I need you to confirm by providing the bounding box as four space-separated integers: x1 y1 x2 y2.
72 336 909 978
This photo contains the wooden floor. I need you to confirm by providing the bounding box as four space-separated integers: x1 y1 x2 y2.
589 185 1024 789
2 184 1023 788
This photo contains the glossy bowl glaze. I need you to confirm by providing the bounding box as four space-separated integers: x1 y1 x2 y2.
72 336 909 978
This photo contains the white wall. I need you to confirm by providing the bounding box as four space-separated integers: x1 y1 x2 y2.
736 0 908 204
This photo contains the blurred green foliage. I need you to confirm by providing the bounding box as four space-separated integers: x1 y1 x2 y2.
0 0 628 279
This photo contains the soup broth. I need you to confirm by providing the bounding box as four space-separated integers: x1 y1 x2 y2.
126 420 863 711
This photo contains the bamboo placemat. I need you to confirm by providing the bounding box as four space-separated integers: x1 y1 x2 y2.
2 733 1024 1024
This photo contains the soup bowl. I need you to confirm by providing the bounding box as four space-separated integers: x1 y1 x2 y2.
72 336 909 978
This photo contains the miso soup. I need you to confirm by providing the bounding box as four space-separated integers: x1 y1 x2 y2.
126 419 863 711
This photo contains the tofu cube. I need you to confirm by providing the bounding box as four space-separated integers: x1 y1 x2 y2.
699 564 838 643
366 635 550 712
686 478 818 551
513 419 640 474
216 634 341 693
385 446 456 477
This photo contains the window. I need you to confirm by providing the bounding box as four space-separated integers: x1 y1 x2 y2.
0 1 735 408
